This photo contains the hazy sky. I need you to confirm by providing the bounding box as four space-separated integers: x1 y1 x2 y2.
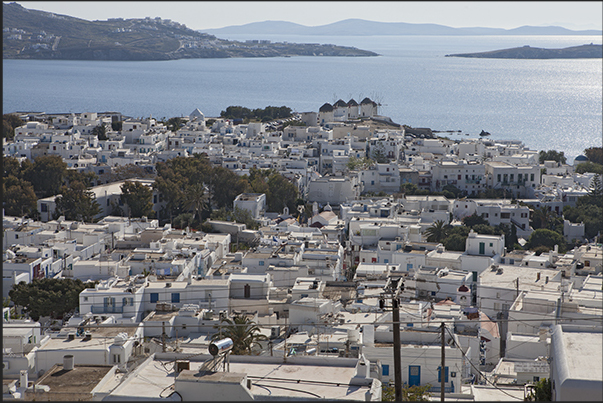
15 1 603 31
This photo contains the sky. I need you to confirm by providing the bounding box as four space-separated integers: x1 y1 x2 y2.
14 1 603 31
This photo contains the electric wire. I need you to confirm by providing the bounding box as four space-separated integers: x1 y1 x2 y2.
445 326 524 400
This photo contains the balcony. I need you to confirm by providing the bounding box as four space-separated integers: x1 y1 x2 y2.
91 305 123 314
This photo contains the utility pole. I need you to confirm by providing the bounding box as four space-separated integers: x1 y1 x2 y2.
381 277 404 402
440 322 445 402
162 322 166 352
392 297 402 401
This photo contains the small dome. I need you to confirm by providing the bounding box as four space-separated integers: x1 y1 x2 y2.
323 203 332 212
574 155 588 161
458 284 469 292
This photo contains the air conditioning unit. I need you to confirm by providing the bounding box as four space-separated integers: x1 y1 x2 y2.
3 361 9 370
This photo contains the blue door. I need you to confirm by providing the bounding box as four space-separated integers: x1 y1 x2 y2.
408 365 421 386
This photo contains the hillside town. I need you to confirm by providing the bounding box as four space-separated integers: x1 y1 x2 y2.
2 99 602 401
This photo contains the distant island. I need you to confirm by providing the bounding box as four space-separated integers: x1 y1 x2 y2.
2 2 377 61
445 44 602 59
202 18 602 37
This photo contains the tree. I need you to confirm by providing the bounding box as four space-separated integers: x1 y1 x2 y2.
9 278 95 321
526 229 567 253
3 176 38 217
346 156 374 171
382 384 432 401
3 113 25 140
111 120 123 132
538 150 566 164
209 167 249 209
424 220 449 243
107 163 156 183
462 213 489 227
92 123 107 140
182 182 209 224
210 206 259 230
584 146 603 165
369 142 389 163
167 117 184 132
3 156 22 179
212 314 268 355
442 184 464 199
266 171 299 213
574 161 603 175
54 181 101 222
120 181 154 218
22 155 68 198
444 233 467 251
525 378 552 401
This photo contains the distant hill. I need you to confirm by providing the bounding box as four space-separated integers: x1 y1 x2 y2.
201 18 603 37
2 3 377 60
445 44 603 59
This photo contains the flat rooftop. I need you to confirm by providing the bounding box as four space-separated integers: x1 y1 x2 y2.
479 264 561 291
28 364 113 401
105 355 373 400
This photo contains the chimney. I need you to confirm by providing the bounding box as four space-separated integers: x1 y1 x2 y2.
19 370 28 388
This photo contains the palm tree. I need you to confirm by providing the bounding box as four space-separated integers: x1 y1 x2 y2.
424 220 449 243
183 182 209 225
212 314 268 355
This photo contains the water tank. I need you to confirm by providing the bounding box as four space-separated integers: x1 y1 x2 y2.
208 338 233 356
63 355 74 371
306 348 316 355
348 328 360 343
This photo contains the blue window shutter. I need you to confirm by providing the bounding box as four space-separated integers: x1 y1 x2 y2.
150 293 159 303
382 364 390 376
171 293 180 303
438 366 449 383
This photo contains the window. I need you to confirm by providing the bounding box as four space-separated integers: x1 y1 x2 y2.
41 203 48 212
171 293 180 303
497 174 501 182
437 366 449 383
382 364 390 376
533 376 540 382
407 263 413 270
530 173 534 181
407 323 414 327
259 261 264 266
150 293 159 303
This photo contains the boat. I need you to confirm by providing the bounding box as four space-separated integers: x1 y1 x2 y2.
479 130 491 136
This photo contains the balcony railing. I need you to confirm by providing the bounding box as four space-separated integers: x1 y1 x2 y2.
91 305 123 314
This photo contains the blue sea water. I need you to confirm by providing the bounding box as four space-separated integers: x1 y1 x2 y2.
3 34 602 162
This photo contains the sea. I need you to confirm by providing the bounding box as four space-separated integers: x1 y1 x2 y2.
3 34 602 162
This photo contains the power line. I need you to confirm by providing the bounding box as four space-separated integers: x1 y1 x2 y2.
444 326 524 400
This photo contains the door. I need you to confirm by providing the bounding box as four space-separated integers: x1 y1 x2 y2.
408 365 421 386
